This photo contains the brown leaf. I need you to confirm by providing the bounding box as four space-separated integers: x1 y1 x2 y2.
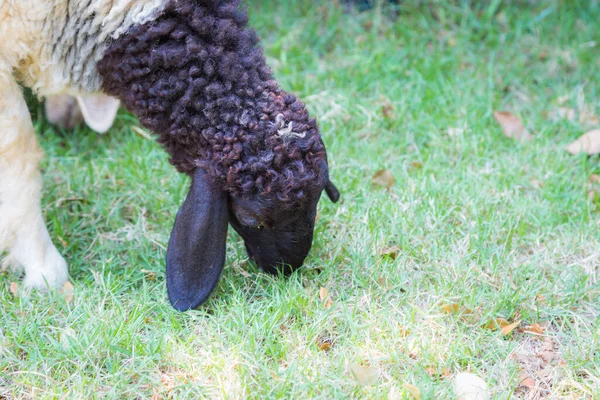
9 282 18 298
380 245 400 260
441 303 460 314
398 326 411 338
324 298 334 309
426 367 451 379
484 318 510 330
141 269 156 282
381 104 395 119
319 287 328 301
61 281 75 303
402 383 421 399
349 362 379 386
372 169 395 189
316 337 333 351
566 129 600 154
493 111 533 140
523 323 545 335
518 374 536 388
501 320 521 336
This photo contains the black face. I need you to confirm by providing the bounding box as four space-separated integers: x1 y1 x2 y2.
229 182 339 275
229 192 321 275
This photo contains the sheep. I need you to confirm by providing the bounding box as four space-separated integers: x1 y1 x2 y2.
44 94 120 133
0 0 339 310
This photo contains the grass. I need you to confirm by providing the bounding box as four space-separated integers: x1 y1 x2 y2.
2 0 600 398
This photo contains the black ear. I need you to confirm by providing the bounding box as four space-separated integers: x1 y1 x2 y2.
166 169 229 311
325 180 340 203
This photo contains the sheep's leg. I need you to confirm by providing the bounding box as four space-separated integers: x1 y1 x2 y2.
0 68 68 289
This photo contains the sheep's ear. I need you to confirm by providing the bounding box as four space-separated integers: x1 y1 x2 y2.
325 180 340 203
76 94 120 133
166 169 229 311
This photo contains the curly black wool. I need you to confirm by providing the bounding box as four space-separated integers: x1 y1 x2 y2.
98 0 329 205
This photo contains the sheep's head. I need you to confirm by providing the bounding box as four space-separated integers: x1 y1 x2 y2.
226 97 341 276
97 0 339 310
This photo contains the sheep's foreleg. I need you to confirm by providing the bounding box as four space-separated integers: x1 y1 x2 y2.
0 68 68 289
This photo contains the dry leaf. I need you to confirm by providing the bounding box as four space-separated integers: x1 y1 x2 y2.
9 282 18 298
319 287 328 301
441 303 460 314
402 383 421 399
493 111 533 140
316 337 333 351
324 298 334 309
380 245 400 260
372 169 395 189
454 372 489 400
484 318 510 330
141 269 156 282
349 362 379 386
566 130 600 154
523 323 545 335
518 374 536 388
501 320 521 336
61 281 75 303
426 367 452 379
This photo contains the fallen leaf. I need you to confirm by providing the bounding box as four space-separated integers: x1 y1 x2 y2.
493 111 533 140
441 303 460 314
566 129 600 154
380 245 400 260
372 169 395 189
523 323 545 335
454 372 489 400
381 104 395 119
484 318 510 330
518 374 536 388
319 287 328 301
61 281 75 303
501 320 521 336
141 269 156 282
10 282 18 298
316 337 333 351
426 366 452 379
324 298 334 309
349 362 379 386
402 383 421 399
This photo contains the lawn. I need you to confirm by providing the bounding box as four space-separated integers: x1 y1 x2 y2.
2 0 600 398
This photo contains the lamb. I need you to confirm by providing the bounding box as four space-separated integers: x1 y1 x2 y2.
0 0 339 311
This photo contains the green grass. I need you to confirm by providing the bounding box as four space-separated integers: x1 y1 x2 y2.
2 0 600 398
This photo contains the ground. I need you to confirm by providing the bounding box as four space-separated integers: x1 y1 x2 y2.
1 1 600 398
